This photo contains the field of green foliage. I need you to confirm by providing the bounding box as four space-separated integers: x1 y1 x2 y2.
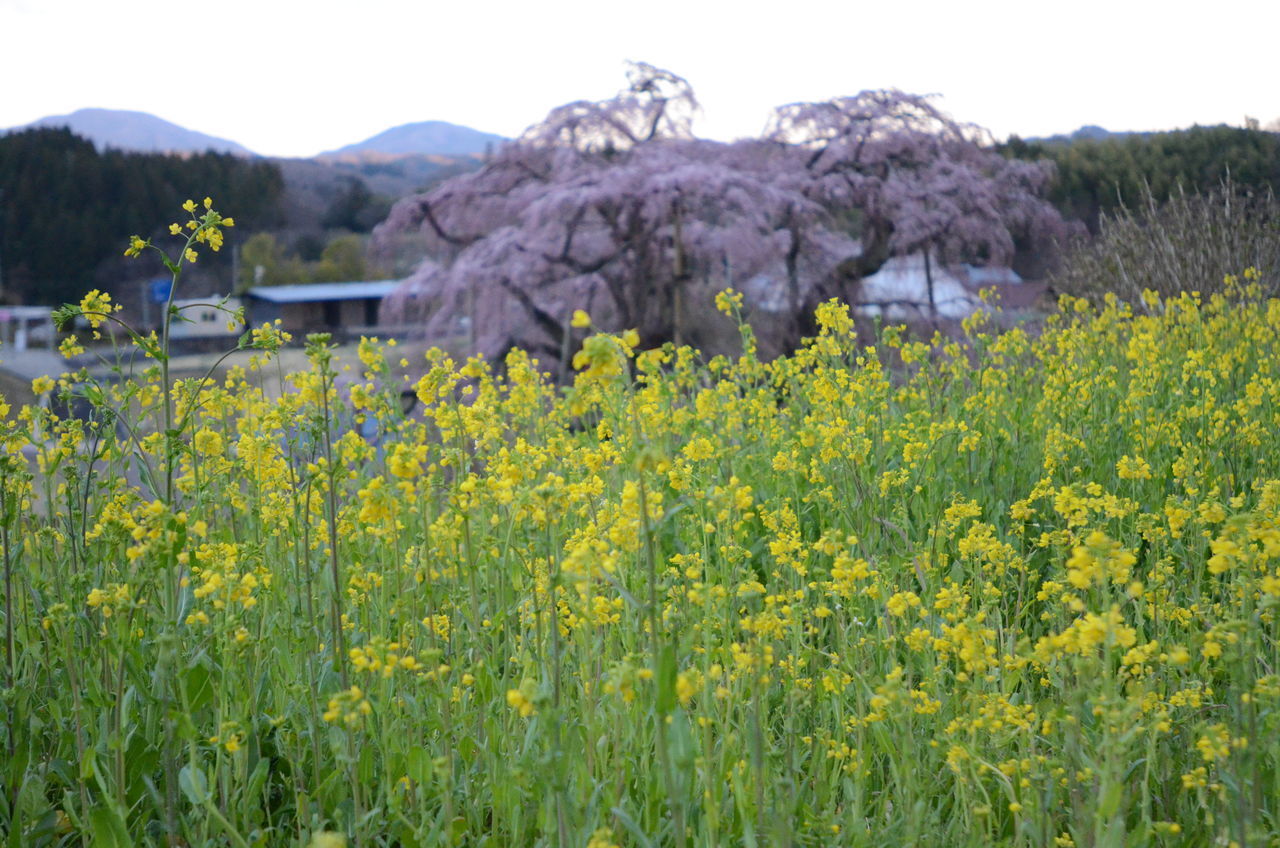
1 204 1278 847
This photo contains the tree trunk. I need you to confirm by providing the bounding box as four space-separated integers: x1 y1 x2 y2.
671 204 687 348
834 221 894 296
924 250 936 315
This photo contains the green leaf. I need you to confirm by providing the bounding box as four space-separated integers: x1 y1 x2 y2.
668 709 695 769
179 763 210 806
396 824 423 848
448 816 468 845
243 757 270 805
183 661 216 714
405 748 431 785
1097 777 1123 821
5 737 31 792
609 806 655 848
88 805 132 848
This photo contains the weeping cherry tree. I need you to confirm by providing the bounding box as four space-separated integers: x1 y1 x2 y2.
374 64 1070 362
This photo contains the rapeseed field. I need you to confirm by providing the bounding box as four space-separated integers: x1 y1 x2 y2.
1 204 1278 847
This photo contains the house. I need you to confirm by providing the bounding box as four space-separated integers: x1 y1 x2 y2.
243 281 399 337
857 255 1034 320
740 254 1041 323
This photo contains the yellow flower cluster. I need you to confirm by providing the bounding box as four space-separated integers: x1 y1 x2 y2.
86 583 133 618
349 637 422 677
506 679 538 717
322 686 373 728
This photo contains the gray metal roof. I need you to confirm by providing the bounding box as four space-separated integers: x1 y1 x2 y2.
0 306 55 320
245 281 400 304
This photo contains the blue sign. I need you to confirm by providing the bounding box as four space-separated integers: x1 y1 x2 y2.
149 278 172 304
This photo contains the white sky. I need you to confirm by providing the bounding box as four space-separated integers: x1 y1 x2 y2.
2 0 1277 158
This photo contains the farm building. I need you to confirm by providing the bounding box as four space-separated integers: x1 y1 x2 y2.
741 254 1042 321
856 255 1026 320
244 281 399 337
855 255 1042 320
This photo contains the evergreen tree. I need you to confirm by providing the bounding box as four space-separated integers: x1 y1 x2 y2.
0 127 284 304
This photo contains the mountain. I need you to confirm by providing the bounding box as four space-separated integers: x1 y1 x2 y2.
1025 125 1150 145
1062 125 1119 141
327 120 506 157
10 108 253 155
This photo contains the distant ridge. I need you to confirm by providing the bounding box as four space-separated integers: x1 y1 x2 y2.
327 120 506 157
8 108 253 155
1025 125 1150 145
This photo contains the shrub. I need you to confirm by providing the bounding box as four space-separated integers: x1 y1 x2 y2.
1051 179 1280 303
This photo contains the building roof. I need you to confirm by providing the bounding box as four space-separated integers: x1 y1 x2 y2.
0 306 55 320
245 281 400 304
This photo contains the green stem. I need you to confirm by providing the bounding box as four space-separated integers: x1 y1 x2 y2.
637 471 687 848
317 351 348 687
0 481 16 821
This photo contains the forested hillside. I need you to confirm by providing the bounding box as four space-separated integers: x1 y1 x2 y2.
0 128 481 306
1003 125 1280 230
0 128 283 304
